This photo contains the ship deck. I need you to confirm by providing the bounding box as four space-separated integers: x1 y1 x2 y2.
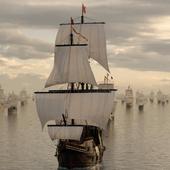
35 89 117 94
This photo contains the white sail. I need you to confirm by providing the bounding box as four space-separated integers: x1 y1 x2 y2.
56 23 109 72
6 92 18 108
35 93 66 128
68 92 115 128
20 89 28 102
136 92 147 106
125 87 133 105
0 85 6 105
48 126 83 141
45 45 97 88
35 91 115 129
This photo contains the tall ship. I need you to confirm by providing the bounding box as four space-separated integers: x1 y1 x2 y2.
125 86 133 108
149 91 154 103
6 91 18 113
136 92 147 110
19 89 28 106
0 84 6 109
35 5 117 169
157 90 162 104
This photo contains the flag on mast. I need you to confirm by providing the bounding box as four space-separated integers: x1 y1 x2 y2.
82 4 86 14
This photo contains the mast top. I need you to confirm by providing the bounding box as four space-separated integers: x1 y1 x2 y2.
81 4 86 24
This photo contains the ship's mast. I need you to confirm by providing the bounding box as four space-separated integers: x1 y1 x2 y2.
70 18 74 45
70 18 74 91
81 4 86 24
81 11 84 24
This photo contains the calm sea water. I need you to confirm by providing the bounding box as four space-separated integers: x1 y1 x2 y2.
1 99 170 170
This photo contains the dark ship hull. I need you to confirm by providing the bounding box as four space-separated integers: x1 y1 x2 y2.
149 99 154 103
56 126 105 169
21 101 26 106
126 103 132 108
157 100 161 104
138 105 144 111
8 106 17 114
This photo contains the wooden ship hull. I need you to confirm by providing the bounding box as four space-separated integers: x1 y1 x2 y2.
8 106 17 114
126 102 133 108
57 140 104 169
21 100 27 106
138 105 144 111
51 125 105 169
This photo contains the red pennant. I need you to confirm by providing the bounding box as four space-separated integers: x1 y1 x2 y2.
82 4 86 14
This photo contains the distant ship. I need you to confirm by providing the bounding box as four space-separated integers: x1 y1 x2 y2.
149 91 154 103
19 89 28 106
136 92 147 110
157 90 162 104
35 5 117 169
0 84 6 109
7 92 18 113
125 86 133 108
117 93 126 104
161 94 166 105
165 95 169 103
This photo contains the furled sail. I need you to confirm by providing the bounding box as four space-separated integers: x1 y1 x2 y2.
48 126 83 141
45 45 97 87
35 91 115 129
56 23 109 72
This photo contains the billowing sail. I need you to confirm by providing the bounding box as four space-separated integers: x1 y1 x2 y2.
35 91 115 129
35 93 66 128
56 23 109 72
48 126 83 141
68 92 115 128
45 45 97 87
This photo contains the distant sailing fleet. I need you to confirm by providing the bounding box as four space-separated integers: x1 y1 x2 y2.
0 84 29 113
1 84 168 115
117 86 169 111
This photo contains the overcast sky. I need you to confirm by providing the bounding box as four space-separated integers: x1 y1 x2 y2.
0 0 170 93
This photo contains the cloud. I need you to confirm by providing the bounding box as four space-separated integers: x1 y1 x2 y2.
0 29 52 52
0 73 45 93
142 39 170 56
108 45 170 72
0 55 52 78
160 78 170 82
0 58 7 65
0 1 79 28
0 0 170 90
0 29 53 59
1 45 51 60
0 0 170 29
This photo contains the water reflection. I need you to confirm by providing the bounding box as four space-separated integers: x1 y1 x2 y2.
1 100 170 170
0 106 5 113
106 119 114 132
7 112 18 133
